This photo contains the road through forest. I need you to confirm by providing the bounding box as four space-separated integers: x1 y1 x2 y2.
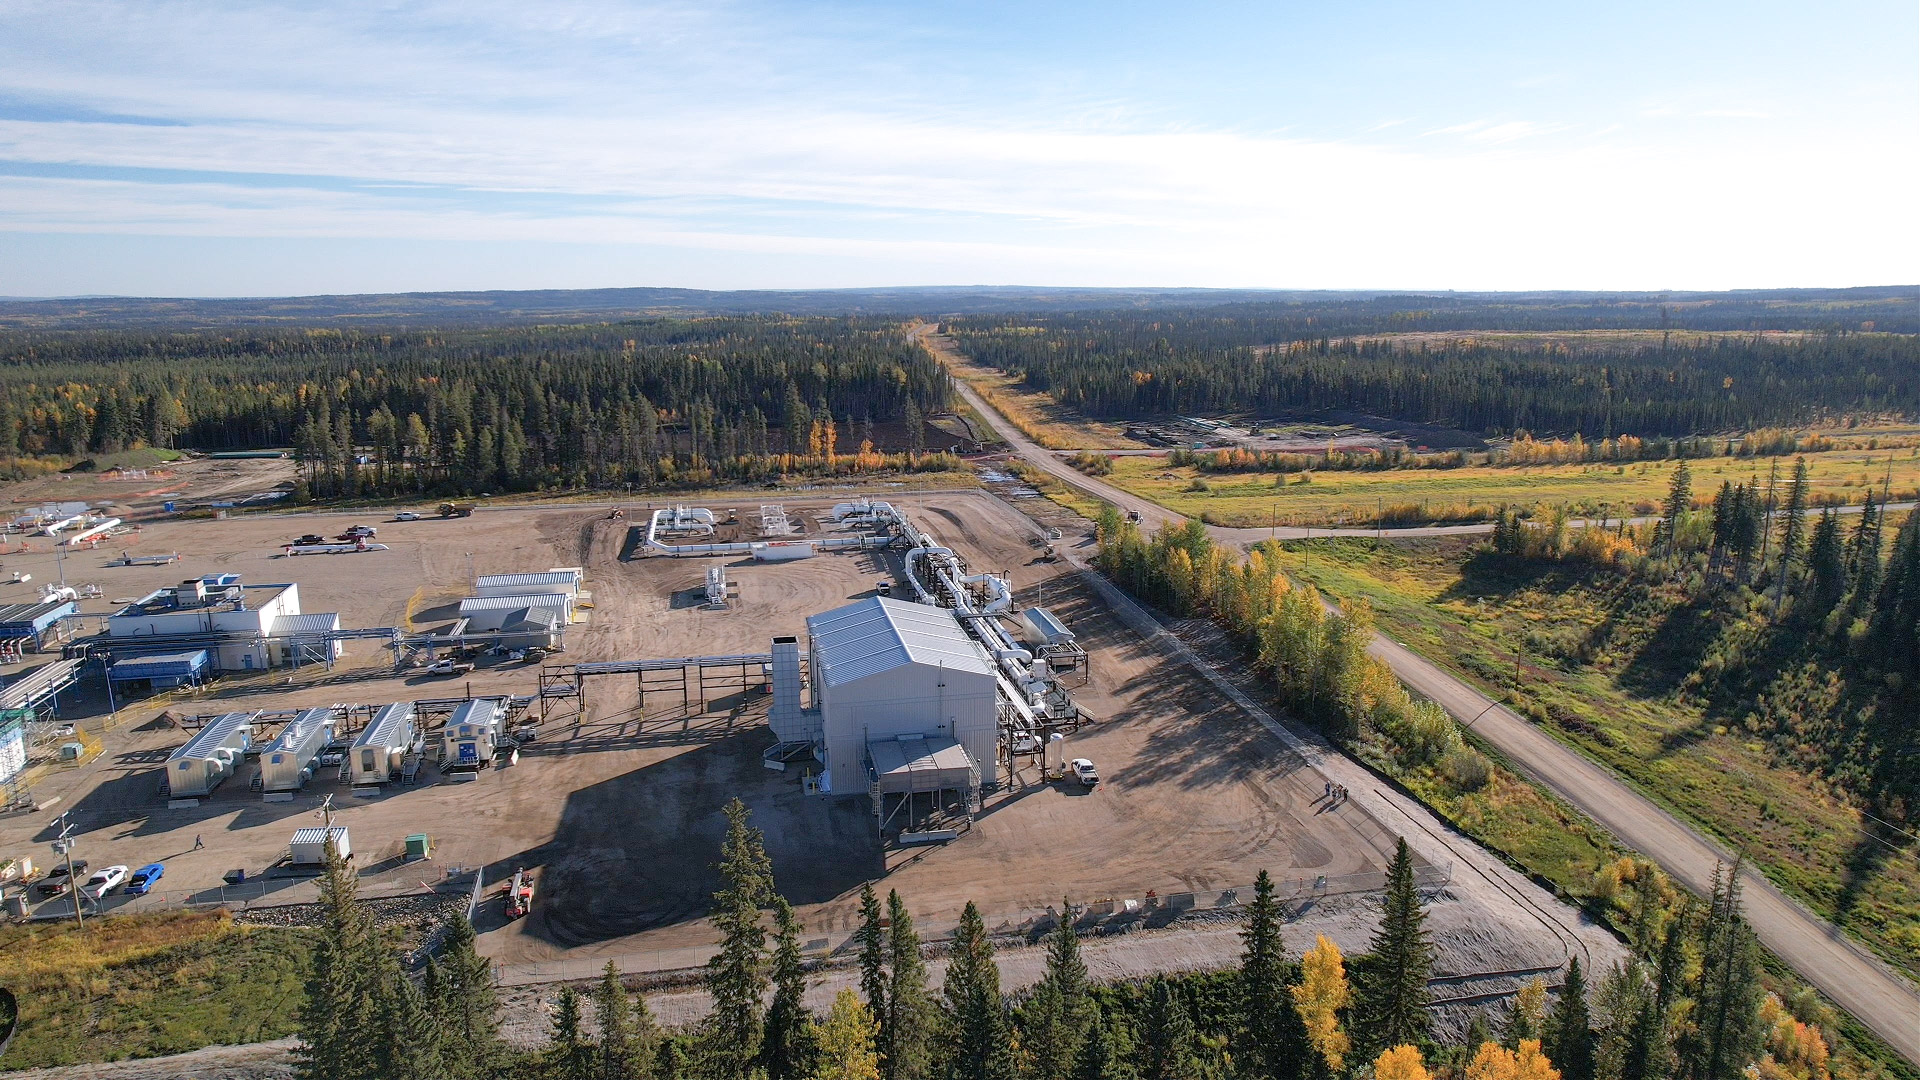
914 324 1920 1066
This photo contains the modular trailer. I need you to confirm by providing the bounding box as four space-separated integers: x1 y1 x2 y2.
440 698 505 770
165 711 255 797
259 707 337 794
349 703 416 785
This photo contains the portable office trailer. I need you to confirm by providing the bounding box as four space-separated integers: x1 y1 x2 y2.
259 707 336 794
165 711 255 797
349 703 415 785
441 698 505 770
289 826 350 865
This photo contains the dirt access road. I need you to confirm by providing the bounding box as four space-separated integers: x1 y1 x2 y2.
915 324 1920 1065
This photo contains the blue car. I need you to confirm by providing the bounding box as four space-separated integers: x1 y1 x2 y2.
123 863 164 896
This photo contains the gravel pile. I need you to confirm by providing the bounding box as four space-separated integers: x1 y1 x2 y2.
235 891 469 946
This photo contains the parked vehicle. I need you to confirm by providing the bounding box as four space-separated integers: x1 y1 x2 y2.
393 511 421 521
438 502 475 518
425 658 476 676
84 865 129 899
124 863 165 895
1123 510 1143 524
504 868 534 918
876 580 893 596
36 860 87 897
294 534 327 546
336 526 377 540
1070 757 1101 788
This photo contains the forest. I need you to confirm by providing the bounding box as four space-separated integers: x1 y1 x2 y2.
285 798 1833 1080
946 317 1919 438
0 318 955 494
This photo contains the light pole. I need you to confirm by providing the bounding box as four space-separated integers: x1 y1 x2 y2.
52 813 83 928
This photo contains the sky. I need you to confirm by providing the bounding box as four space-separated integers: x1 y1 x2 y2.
0 0 1915 297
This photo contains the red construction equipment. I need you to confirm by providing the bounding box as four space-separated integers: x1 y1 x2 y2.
504 868 534 919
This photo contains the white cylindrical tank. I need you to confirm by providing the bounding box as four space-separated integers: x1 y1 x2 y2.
752 541 818 562
1044 732 1066 775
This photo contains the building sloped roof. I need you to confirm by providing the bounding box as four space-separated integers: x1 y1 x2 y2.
271 612 342 635
806 596 993 689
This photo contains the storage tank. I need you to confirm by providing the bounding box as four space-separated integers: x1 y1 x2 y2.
752 540 818 562
259 707 336 795
349 703 415 786
165 711 255 797
1044 732 1067 777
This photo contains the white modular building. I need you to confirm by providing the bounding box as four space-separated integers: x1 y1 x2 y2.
456 594 569 639
165 711 255 797
350 703 416 786
289 826 351 865
106 576 341 671
803 597 998 797
440 698 505 769
474 569 580 603
259 707 337 794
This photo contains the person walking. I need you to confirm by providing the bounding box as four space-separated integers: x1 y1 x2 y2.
192 834 204 850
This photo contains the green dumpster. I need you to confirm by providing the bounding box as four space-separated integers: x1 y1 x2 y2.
405 834 431 860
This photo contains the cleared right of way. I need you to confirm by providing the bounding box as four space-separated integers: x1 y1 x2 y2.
919 325 1920 1065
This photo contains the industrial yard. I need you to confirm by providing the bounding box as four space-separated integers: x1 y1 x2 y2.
0 483 1620 1000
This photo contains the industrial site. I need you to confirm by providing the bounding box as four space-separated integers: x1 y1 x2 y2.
0 473 1618 1006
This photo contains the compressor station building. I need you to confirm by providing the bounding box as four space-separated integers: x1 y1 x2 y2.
105 575 342 671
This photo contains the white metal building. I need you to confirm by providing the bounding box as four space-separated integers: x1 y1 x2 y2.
290 826 351 865
350 703 416 785
106 577 340 670
474 569 580 602
804 597 998 795
440 698 505 769
165 711 255 797
259 707 336 795
456 594 569 635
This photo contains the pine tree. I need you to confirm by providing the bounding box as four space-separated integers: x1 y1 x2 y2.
1353 838 1433 1058
595 960 654 1080
704 798 774 1077
816 989 883 1080
1805 509 1846 610
1679 864 1765 1080
856 884 889 1038
1619 992 1668 1080
1659 464 1692 556
886 891 932 1080
938 901 1013 1080
1845 493 1883 611
764 897 820 1080
1868 509 1920 671
1772 457 1810 604
1545 959 1595 1080
1074 1007 1140 1080
1018 899 1091 1080
550 985 598 1080
294 842 384 1080
1140 976 1204 1080
435 913 502 1078
1240 871 1310 1080
386 970 445 1080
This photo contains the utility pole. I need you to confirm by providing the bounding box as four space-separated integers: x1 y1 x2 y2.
52 812 83 928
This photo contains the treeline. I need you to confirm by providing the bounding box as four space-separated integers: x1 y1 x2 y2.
948 318 1919 438
0 318 953 495
1166 430 1871 477
1489 462 1920 818
293 800 1830 1080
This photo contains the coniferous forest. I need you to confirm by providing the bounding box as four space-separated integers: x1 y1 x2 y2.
947 315 1918 437
0 317 955 494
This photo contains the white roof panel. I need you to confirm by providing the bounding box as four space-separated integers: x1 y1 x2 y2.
474 571 579 589
806 597 993 689
459 594 569 612
272 612 342 635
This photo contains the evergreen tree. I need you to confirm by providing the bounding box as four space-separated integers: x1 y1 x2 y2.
764 897 820 1080
886 891 933 1080
1140 976 1204 1080
856 884 889 1034
1018 900 1091 1080
1353 839 1434 1058
435 913 502 1078
704 798 774 1078
1772 457 1810 604
385 969 445 1080
1659 463 1692 556
294 842 385 1080
1619 992 1668 1080
1679 865 1765 1080
1805 509 1846 610
1845 493 1883 610
550 985 597 1080
1074 1007 1139 1080
595 960 654 1080
1239 871 1310 1080
1868 509 1920 671
937 901 1013 1080
1545 959 1595 1080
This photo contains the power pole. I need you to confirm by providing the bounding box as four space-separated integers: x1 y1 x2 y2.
52 812 83 928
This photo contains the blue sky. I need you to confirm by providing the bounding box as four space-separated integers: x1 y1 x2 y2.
1 0 1914 296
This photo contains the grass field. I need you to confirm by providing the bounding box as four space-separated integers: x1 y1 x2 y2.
0 910 313 1069
1270 537 1920 977
1100 448 1920 528
935 343 1148 450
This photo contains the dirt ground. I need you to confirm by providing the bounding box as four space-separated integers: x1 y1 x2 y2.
0 488 1393 971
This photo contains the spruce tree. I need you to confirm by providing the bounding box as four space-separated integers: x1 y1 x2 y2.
938 901 1013 1080
1679 864 1765 1080
1772 457 1810 604
886 890 933 1080
436 913 502 1078
294 842 384 1080
857 884 889 1034
1019 899 1091 1080
1239 871 1311 1080
550 984 597 1080
1140 976 1203 1080
704 798 774 1077
1845 493 1883 611
595 960 653 1080
1353 839 1434 1058
1074 1007 1140 1080
386 971 444 1080
1806 509 1846 609
763 897 820 1080
1546 959 1595 1080
1660 463 1692 556
1619 992 1668 1080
